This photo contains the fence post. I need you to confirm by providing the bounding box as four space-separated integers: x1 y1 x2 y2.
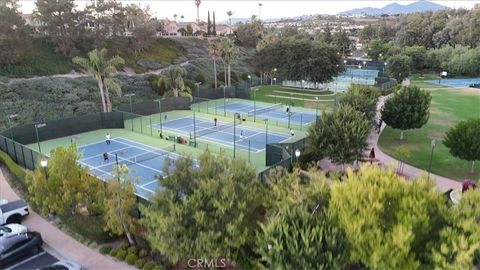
140 117 143 134
150 117 153 136
248 140 251 162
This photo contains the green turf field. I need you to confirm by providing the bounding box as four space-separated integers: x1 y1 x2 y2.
28 109 307 173
250 85 337 112
378 89 480 180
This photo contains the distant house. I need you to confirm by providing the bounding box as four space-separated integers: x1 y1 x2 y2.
21 14 44 29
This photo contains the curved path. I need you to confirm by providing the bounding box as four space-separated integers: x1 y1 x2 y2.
0 168 136 270
372 96 461 192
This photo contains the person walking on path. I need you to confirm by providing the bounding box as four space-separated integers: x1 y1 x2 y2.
369 147 376 164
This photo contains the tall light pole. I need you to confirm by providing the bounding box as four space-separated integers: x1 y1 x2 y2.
35 122 46 154
271 68 277 85
334 82 338 107
383 62 387 74
223 85 227 116
427 139 436 180
301 79 305 89
154 99 163 134
193 109 197 147
273 77 277 85
264 118 268 145
253 88 257 122
6 114 17 141
125 93 136 113
247 74 252 88
194 82 202 99
233 113 238 158
40 159 48 181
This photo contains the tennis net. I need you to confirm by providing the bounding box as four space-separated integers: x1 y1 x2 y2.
119 144 176 165
247 104 282 117
195 121 236 137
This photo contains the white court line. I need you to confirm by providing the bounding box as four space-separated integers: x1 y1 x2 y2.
81 146 133 161
88 165 157 196
5 251 47 270
141 179 160 187
113 137 182 160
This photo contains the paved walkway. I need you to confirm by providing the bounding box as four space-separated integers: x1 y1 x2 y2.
372 96 461 192
0 168 136 270
319 96 462 193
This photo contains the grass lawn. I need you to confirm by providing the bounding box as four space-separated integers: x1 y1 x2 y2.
252 85 336 111
378 89 480 180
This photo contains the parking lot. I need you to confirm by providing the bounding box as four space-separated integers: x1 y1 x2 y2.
2 248 58 270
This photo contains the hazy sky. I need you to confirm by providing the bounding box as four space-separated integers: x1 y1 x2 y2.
18 1 478 22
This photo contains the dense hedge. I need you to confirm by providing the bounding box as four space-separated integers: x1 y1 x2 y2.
0 150 27 192
0 75 158 126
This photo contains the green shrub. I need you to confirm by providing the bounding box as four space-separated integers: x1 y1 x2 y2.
143 261 155 270
184 79 196 92
0 150 27 192
127 246 137 255
116 249 127 261
118 243 129 251
125 253 138 265
109 248 118 257
194 73 206 84
135 259 145 268
137 59 163 70
138 249 148 258
99 245 112 254
89 242 98 249
152 265 165 270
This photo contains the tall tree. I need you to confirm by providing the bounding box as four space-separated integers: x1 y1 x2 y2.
208 41 222 88
72 48 124 112
303 105 371 168
338 84 380 121
104 165 137 245
140 152 264 268
235 15 263 48
226 10 234 34
125 4 156 56
212 11 216 35
34 0 80 56
194 0 201 22
25 144 105 217
220 37 238 87
329 166 447 269
253 39 343 84
386 55 413 83
381 86 432 140
160 65 192 99
443 118 480 173
0 0 30 64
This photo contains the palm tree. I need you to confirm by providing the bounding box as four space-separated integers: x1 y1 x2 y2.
195 0 201 22
220 37 238 87
173 14 178 22
226 10 234 34
72 49 124 112
160 65 192 99
180 15 184 22
208 42 222 88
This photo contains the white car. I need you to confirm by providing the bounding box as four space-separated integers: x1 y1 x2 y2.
0 224 28 238
50 260 83 270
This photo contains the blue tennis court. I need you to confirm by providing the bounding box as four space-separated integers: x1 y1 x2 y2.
155 116 290 152
78 137 181 199
426 78 480 88
213 102 317 126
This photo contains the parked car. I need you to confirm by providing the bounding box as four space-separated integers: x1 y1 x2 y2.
0 231 43 266
0 224 28 238
41 260 83 270
0 200 29 225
